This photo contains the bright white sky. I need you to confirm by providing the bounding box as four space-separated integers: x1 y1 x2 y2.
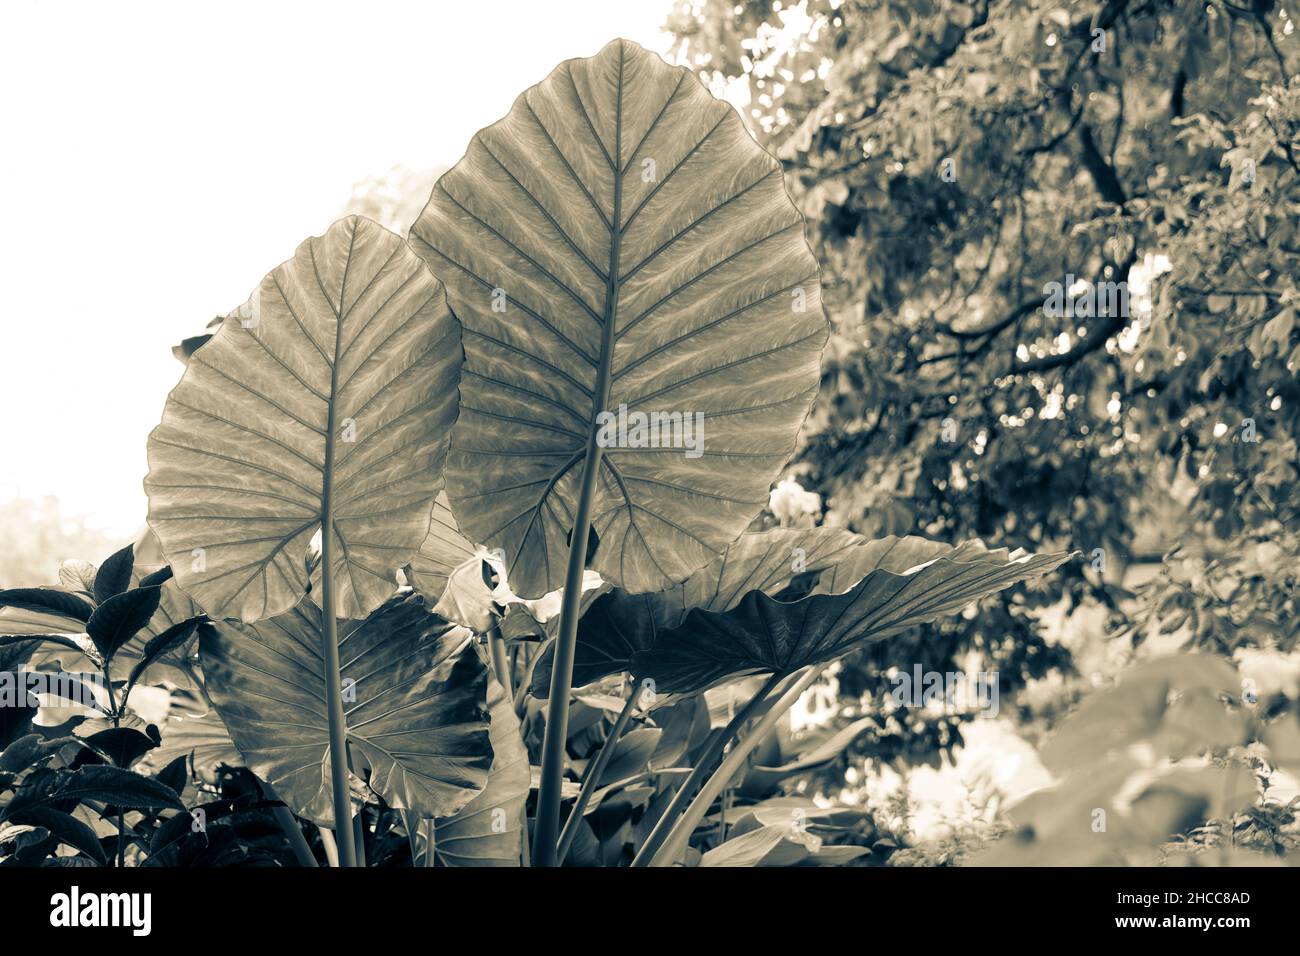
0 0 675 537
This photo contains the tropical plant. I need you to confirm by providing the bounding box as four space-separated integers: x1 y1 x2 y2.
2 38 1079 868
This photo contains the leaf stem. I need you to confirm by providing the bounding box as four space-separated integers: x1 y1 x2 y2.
318 559 357 866
273 805 319 867
488 626 513 698
319 486 358 866
513 643 541 717
102 662 128 866
533 452 607 865
630 672 784 867
556 687 638 864
353 811 368 867
423 820 437 867
647 666 823 867
318 826 339 867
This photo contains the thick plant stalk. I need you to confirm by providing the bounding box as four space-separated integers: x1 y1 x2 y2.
318 827 339 868
630 672 784 867
272 805 319 867
513 644 541 716
532 516 596 865
488 626 513 697
259 778 319 867
556 690 638 864
647 666 823 867
533 445 610 865
353 812 367 867
320 388 358 867
423 820 437 867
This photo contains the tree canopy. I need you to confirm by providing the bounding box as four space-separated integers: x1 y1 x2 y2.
665 0 1298 717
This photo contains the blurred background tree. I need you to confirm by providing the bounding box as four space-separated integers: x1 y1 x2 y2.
666 0 1299 848
0 495 118 588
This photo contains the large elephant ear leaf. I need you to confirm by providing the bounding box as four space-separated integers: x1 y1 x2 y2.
198 593 492 827
533 526 864 695
145 215 461 622
431 674 530 866
409 38 827 600
626 538 1073 695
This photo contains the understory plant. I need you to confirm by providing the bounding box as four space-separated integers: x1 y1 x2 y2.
2 39 1082 867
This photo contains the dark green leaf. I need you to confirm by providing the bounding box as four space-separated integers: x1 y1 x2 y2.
0 734 62 773
0 588 95 623
6 807 108 865
85 586 162 663
93 545 135 604
125 616 204 696
81 728 159 768
137 566 174 589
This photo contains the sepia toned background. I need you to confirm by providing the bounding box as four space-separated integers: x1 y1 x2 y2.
1 0 1297 866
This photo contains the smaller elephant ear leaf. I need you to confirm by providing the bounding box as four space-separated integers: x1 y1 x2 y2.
199 593 493 827
432 675 530 866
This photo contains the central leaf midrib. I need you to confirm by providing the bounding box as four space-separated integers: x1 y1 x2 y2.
570 45 626 542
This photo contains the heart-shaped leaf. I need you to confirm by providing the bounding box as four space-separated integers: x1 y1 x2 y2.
199 593 492 827
409 38 827 599
145 215 462 622
431 675 530 866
